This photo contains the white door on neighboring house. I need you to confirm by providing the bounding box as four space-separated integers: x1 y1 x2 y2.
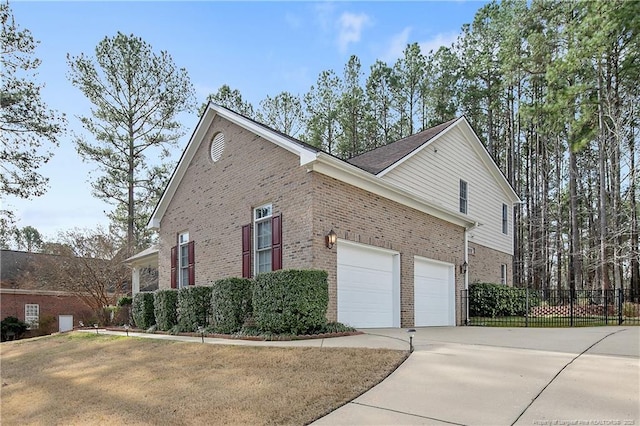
337 240 400 328
59 315 74 332
414 257 456 326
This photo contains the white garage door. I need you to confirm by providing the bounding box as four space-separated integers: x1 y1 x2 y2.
337 240 400 328
414 257 455 326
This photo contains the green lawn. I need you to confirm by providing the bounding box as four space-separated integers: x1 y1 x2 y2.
468 315 640 327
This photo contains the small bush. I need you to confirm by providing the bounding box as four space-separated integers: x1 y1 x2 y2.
117 296 133 306
1 316 29 341
211 277 253 334
177 286 213 332
253 269 328 335
132 292 156 329
469 283 539 317
154 289 178 331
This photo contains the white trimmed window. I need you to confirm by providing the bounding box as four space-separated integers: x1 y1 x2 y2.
501 264 507 285
502 204 508 234
254 204 273 275
25 304 39 329
459 180 468 214
178 231 190 288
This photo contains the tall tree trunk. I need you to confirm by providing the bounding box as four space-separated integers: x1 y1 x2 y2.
597 66 610 290
569 145 582 291
630 110 639 300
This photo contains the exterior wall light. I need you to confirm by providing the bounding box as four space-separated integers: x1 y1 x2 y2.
407 328 416 353
326 229 337 249
460 261 468 274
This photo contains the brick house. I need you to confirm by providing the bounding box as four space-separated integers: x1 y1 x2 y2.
0 250 94 333
135 104 520 328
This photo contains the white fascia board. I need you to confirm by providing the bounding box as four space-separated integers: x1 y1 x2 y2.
212 106 318 166
148 109 215 230
458 118 522 205
377 119 459 178
312 153 478 229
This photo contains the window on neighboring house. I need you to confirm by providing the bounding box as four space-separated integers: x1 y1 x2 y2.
171 231 194 288
502 203 509 234
501 264 507 285
25 304 39 329
242 204 282 278
459 180 468 214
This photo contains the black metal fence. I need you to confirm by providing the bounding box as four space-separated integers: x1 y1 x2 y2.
461 288 640 327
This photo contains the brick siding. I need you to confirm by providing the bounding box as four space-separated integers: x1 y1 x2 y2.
158 114 473 326
158 116 315 288
310 173 465 327
468 242 512 286
1 290 93 332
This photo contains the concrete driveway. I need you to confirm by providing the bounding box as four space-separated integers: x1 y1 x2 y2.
313 326 640 426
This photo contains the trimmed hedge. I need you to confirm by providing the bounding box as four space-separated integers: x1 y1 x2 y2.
177 286 213 332
253 269 328 335
211 277 253 334
469 283 539 317
154 289 178 331
132 292 155 329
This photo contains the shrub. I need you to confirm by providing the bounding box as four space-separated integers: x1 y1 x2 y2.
132 292 156 329
154 289 178 331
1 316 29 341
117 296 133 306
211 277 253 334
177 286 213 332
469 283 539 317
253 269 328 335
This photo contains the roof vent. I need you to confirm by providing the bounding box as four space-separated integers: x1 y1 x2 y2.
210 132 225 162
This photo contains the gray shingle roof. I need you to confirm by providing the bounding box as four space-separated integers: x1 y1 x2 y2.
347 118 458 174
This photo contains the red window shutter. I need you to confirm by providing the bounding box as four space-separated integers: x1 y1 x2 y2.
242 224 252 278
170 245 177 289
272 214 282 271
187 240 195 285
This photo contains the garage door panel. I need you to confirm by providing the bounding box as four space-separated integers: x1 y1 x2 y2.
337 241 399 328
414 257 455 327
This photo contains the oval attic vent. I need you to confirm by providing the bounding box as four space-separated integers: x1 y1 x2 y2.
210 133 225 162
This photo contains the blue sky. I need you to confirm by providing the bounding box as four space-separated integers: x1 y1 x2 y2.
6 0 488 241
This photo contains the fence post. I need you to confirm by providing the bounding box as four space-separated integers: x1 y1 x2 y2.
605 289 609 325
525 287 529 328
618 288 623 325
570 288 574 327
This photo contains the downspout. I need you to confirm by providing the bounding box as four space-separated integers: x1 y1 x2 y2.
464 222 479 326
464 228 469 325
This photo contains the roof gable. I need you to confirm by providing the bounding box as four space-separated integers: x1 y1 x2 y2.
349 117 519 204
347 118 457 174
149 103 320 228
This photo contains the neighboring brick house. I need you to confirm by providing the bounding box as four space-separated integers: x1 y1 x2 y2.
137 104 520 328
0 250 94 333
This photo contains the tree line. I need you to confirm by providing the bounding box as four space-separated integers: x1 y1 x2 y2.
1 0 638 299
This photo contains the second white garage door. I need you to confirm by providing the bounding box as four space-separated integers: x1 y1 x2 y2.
337 240 400 328
414 256 455 326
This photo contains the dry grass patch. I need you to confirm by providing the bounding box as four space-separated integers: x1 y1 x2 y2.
1 332 407 425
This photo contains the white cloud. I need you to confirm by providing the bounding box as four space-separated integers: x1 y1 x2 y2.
313 2 336 32
337 12 371 53
419 32 459 55
379 29 460 64
380 27 412 63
